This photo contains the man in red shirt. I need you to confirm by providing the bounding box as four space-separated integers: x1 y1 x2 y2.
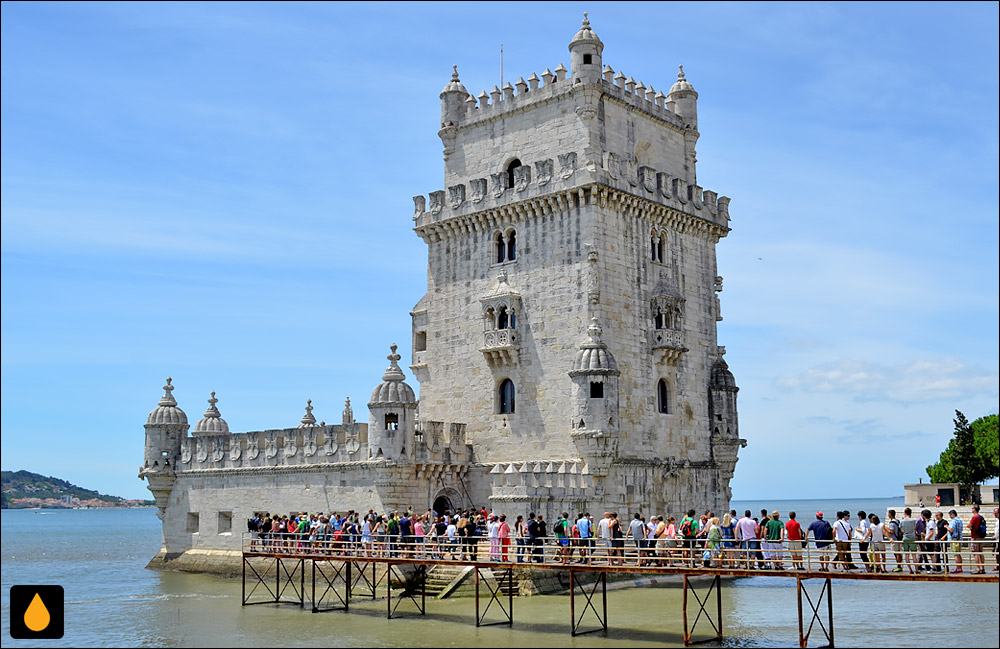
785 511 804 571
969 505 987 574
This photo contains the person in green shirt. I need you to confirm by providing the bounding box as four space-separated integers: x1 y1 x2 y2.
679 509 700 567
763 510 785 570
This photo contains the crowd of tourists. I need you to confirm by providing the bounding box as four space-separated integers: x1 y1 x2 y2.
246 504 998 574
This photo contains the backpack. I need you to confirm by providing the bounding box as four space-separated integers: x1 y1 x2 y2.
554 519 566 536
680 518 694 539
889 519 902 541
972 514 987 537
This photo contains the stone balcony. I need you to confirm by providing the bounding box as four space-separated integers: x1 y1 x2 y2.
652 328 687 364
481 329 518 367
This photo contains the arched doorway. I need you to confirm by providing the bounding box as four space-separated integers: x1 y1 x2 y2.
433 495 453 517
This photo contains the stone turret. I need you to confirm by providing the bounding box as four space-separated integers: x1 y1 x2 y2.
192 391 229 436
568 12 603 83
569 319 621 477
667 65 698 129
367 343 417 461
141 377 188 518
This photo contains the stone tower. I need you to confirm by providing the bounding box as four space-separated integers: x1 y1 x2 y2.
411 15 745 516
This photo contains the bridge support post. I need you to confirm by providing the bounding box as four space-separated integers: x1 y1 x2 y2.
796 576 834 648
475 566 514 627
683 574 723 646
569 569 607 636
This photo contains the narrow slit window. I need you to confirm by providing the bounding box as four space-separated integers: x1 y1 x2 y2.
499 379 515 414
657 379 670 414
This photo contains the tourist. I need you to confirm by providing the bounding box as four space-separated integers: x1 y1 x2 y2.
932 511 948 572
497 514 511 562
807 511 834 572
488 514 500 561
536 515 548 563
609 512 624 566
968 505 986 574
720 512 737 567
680 509 700 567
900 508 918 574
705 517 723 567
762 510 784 570
568 513 581 563
514 514 527 563
735 510 758 569
576 512 593 564
413 514 426 558
947 509 964 573
434 515 448 560
457 511 473 561
526 513 540 563
863 514 886 573
785 511 804 571
597 512 612 562
885 510 904 572
629 513 647 566
446 516 458 560
993 507 999 571
361 514 374 556
854 511 871 572
917 509 935 572
554 513 571 564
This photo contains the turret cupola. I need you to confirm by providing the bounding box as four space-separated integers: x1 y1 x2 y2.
568 12 603 83
440 65 469 128
667 65 698 129
147 377 188 426
193 391 229 435
297 399 319 428
368 344 417 462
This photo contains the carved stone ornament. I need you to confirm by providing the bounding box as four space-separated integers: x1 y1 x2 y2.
324 430 339 456
345 435 361 456
211 438 225 463
229 437 242 461
428 190 445 215
470 178 487 203
535 159 553 186
413 195 426 215
639 166 657 193
246 433 260 460
181 438 192 464
490 173 506 198
672 178 688 204
575 104 598 120
624 159 639 186
284 433 298 458
303 429 318 457
558 152 577 180
196 439 208 463
656 172 673 199
448 184 465 209
513 165 531 192
264 432 278 459
605 152 622 180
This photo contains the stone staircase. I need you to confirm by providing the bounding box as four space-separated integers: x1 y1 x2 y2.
423 564 521 599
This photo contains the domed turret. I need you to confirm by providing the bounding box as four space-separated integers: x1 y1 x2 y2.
193 391 229 435
568 319 620 437
368 344 417 462
297 399 319 428
710 356 738 391
571 318 618 374
667 65 698 129
440 65 469 128
147 377 188 426
569 12 603 83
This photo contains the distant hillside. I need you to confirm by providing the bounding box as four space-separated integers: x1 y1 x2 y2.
1 469 123 506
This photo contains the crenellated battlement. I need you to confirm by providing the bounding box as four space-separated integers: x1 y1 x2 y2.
413 148 730 238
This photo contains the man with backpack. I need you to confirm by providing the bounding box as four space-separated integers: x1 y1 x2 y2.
886 509 904 572
680 509 699 567
969 505 987 574
553 513 570 564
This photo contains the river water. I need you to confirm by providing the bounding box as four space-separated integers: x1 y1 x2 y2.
2 499 997 647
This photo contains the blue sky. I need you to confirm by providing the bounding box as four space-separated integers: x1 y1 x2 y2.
2 2 997 500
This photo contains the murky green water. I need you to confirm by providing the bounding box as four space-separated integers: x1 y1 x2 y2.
2 508 997 647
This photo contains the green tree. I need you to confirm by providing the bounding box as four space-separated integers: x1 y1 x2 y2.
926 411 1000 491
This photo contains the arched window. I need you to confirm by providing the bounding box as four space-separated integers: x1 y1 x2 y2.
497 306 509 330
657 236 665 263
385 413 399 430
485 307 496 331
651 235 658 262
499 379 515 414
657 380 670 414
655 308 665 330
506 159 522 190
590 381 604 399
495 232 506 263
506 230 516 261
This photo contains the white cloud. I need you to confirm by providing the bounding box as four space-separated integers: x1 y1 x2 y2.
777 358 999 404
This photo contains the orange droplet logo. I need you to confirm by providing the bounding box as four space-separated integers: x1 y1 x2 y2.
24 592 51 632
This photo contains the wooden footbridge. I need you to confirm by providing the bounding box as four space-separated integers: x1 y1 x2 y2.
241 536 996 648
